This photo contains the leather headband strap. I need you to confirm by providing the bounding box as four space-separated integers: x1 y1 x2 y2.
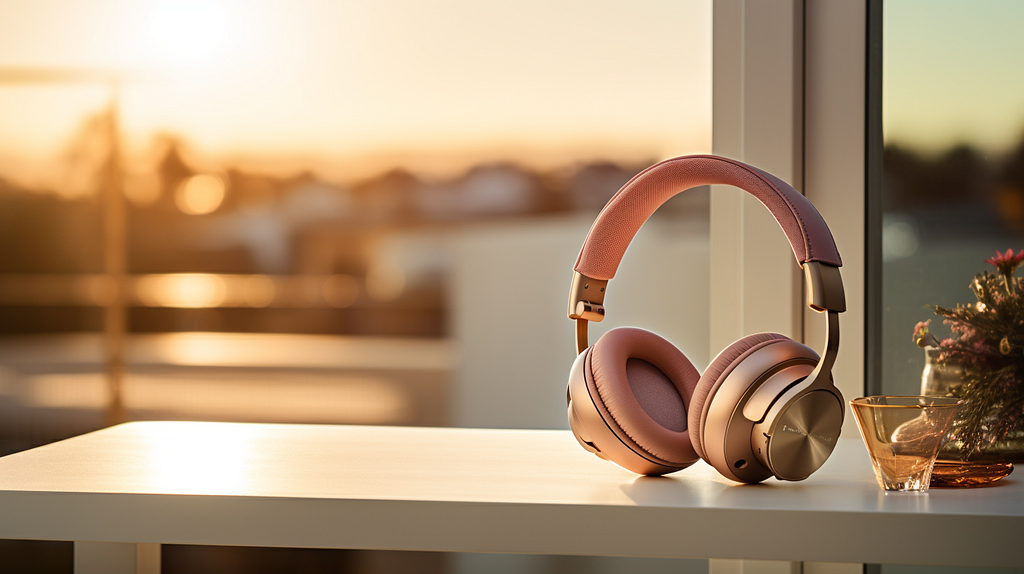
574 155 842 280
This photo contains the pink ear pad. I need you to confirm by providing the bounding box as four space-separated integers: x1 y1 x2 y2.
687 333 791 460
588 327 700 465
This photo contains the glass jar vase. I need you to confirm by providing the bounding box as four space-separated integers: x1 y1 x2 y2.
920 346 1020 486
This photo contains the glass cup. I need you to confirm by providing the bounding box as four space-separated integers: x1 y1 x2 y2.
850 396 963 492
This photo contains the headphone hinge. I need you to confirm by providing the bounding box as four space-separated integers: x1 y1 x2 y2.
573 301 605 322
567 272 608 321
803 262 846 313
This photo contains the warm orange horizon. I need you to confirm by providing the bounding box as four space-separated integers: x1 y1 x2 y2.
0 0 712 191
883 0 1024 154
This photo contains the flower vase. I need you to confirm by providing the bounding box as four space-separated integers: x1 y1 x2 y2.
921 346 1018 487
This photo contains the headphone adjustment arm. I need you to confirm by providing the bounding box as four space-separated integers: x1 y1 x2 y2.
803 309 841 392
802 262 845 313
569 272 608 354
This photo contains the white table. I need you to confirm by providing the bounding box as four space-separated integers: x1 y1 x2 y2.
0 422 1021 573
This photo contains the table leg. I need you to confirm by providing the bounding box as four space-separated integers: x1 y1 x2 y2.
137 543 162 574
74 541 161 574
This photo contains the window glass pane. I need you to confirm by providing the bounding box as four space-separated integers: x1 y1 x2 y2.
0 1 711 438
882 0 1024 396
2 2 711 570
880 3 1024 571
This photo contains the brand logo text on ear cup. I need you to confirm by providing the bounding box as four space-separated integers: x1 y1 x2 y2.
781 424 835 444
757 389 843 481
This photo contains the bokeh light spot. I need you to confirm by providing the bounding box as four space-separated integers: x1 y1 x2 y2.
175 174 225 215
136 273 227 308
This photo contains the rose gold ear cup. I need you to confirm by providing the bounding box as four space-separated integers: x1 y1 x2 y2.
688 333 790 461
566 328 700 476
692 334 837 483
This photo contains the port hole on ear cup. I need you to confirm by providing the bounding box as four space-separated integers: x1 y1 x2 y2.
734 459 747 469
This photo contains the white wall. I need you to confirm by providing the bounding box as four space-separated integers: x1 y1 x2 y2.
451 212 710 430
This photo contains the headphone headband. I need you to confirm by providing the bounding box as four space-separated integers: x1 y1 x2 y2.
573 155 842 281
568 155 845 353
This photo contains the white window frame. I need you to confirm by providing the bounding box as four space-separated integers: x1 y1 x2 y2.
710 1 867 573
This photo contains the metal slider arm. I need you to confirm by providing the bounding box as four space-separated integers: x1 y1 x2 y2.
568 272 608 353
801 262 844 391
802 262 845 313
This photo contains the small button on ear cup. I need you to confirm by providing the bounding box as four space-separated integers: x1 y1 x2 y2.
688 333 792 462
586 327 701 472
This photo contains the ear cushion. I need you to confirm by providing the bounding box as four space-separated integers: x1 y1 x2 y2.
688 332 791 460
588 327 700 465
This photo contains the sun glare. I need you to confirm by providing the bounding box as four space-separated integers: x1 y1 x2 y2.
142 422 255 495
146 1 230 67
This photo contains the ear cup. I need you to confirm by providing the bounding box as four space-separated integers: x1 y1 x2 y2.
587 327 700 466
688 333 791 460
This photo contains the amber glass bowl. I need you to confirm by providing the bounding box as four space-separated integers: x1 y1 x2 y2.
850 396 963 492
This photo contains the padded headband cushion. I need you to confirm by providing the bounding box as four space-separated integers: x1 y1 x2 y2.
688 333 790 460
588 327 700 465
575 155 842 281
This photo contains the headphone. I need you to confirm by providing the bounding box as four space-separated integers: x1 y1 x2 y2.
566 155 846 483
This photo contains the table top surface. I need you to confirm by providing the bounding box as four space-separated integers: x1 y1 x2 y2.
0 421 1021 566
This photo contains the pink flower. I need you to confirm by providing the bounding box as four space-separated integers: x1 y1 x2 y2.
984 248 1024 277
912 319 942 347
913 319 931 340
937 337 956 362
945 319 977 341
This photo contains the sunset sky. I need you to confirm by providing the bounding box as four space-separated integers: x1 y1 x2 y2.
884 0 1024 154
4 0 1018 192
0 0 711 187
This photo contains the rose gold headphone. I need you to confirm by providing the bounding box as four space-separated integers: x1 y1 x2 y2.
566 155 846 483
